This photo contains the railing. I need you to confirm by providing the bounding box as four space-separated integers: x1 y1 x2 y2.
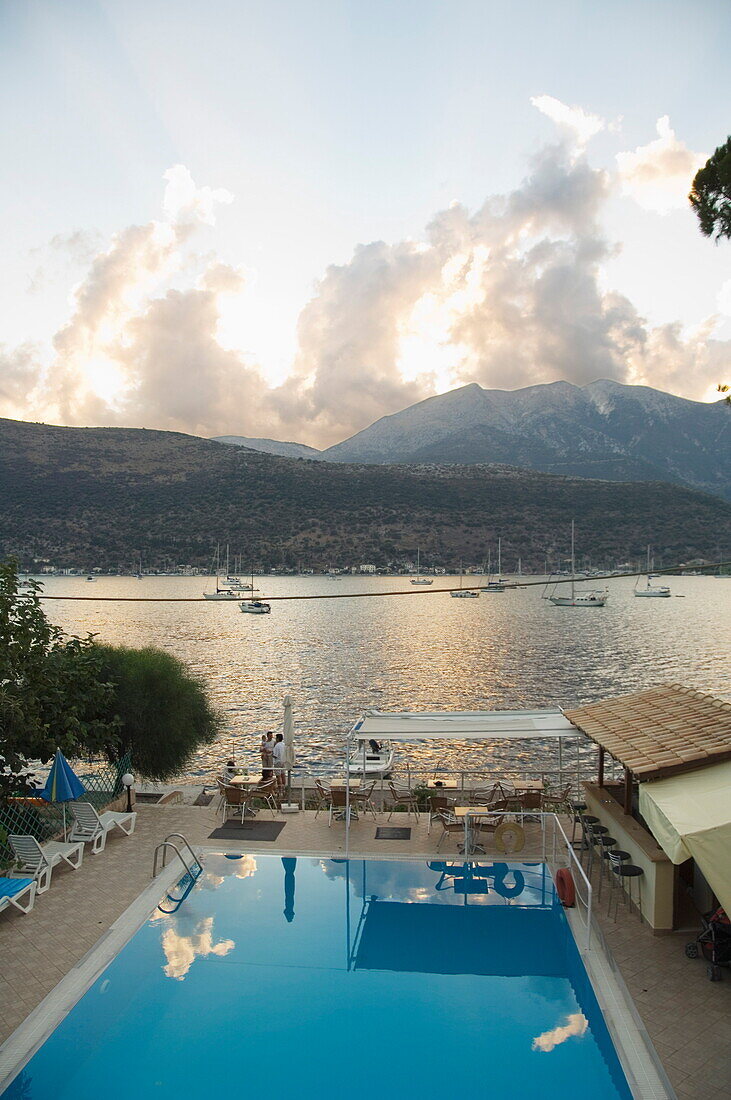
0 753 132 868
152 833 202 914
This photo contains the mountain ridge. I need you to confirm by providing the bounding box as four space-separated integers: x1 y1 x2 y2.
1 416 729 572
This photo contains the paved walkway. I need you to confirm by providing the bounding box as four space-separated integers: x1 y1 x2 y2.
1 803 729 1098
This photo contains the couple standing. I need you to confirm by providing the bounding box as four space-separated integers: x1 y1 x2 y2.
260 731 286 791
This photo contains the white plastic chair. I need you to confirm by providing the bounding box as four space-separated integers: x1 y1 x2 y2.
69 801 137 853
0 876 37 916
8 834 84 893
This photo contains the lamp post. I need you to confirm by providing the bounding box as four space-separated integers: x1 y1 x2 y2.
122 772 134 814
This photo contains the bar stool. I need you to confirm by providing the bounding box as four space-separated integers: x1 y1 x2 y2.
608 852 644 921
592 835 617 899
569 801 587 846
602 849 630 907
586 824 609 880
578 815 599 865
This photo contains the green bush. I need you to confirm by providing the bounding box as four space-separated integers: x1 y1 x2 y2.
94 645 222 781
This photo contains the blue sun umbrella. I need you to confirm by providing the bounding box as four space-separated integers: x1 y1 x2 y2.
40 749 86 840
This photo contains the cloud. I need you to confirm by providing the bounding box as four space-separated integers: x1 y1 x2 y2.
156 915 235 980
0 343 43 415
4 116 729 446
532 1013 588 1052
616 116 706 213
531 95 605 148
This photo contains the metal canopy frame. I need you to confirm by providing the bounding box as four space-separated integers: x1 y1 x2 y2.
343 708 584 854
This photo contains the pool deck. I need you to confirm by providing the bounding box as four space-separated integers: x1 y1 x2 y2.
1 802 729 1099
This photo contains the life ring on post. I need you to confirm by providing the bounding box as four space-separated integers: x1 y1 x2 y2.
555 867 576 907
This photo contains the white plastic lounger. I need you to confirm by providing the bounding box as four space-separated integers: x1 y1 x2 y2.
0 876 37 916
8 834 84 893
69 801 137 854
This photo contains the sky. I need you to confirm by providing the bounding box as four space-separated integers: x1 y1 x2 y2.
1 0 730 448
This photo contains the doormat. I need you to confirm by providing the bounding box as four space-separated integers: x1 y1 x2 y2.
209 821 286 842
375 827 411 840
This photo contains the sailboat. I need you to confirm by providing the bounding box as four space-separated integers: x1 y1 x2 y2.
204 545 252 599
450 560 480 598
240 568 271 614
635 546 671 598
546 522 608 607
485 542 506 592
410 547 433 585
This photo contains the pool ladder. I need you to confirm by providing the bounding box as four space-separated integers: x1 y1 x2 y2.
152 833 203 914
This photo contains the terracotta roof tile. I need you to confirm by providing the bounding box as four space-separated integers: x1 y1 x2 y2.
565 684 731 779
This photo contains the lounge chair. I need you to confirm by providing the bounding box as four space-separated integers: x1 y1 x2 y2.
8 834 84 893
69 801 137 853
0 876 37 916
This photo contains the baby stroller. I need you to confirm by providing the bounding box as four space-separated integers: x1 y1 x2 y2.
685 907 731 981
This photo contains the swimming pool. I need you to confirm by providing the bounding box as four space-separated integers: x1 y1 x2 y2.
3 855 633 1099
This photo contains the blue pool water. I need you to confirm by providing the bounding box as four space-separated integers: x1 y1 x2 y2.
4 856 631 1099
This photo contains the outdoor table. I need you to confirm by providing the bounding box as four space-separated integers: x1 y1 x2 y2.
229 775 261 787
454 806 495 853
513 779 544 791
427 780 459 790
330 778 361 821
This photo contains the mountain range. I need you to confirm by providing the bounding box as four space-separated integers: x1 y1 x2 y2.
215 380 731 501
2 416 729 572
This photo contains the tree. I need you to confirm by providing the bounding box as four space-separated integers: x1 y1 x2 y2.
0 560 120 798
689 136 731 241
93 645 222 781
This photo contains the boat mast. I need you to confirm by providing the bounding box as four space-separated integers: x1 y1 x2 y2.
570 520 576 602
497 538 502 578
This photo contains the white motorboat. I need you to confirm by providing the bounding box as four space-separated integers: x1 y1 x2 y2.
546 522 608 607
635 546 671 597
410 547 433 585
240 599 271 614
347 739 395 777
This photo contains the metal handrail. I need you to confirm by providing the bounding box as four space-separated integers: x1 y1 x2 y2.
152 833 201 880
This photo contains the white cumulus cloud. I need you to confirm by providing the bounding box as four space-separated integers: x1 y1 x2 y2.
531 94 605 148
616 116 706 214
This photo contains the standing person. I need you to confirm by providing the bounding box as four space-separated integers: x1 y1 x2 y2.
264 731 275 779
273 733 286 793
260 734 272 780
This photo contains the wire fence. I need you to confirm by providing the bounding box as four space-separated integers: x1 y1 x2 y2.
0 754 132 868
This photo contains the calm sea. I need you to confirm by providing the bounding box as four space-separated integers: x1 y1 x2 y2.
37 574 731 783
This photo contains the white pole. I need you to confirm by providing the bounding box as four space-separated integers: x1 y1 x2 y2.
345 734 351 858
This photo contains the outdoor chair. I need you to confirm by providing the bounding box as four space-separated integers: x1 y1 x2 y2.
313 779 331 818
0 876 37 917
220 783 257 823
8 834 84 893
351 781 378 821
252 779 280 817
69 801 137 854
387 783 420 821
329 786 358 826
428 793 455 832
541 786 572 815
434 812 465 853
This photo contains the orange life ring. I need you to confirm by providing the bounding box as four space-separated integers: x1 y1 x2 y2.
555 867 576 907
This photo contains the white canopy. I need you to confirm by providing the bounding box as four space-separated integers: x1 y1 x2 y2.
639 761 731 915
350 708 579 741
